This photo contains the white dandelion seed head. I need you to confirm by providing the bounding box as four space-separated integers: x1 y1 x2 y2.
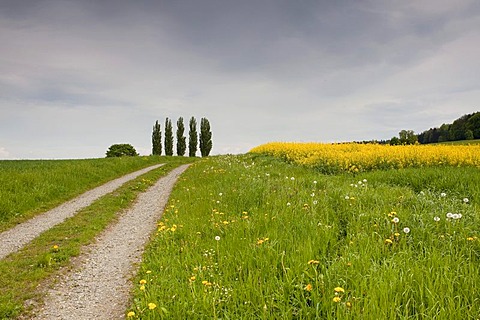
392 217 400 223
313 180 317 184
287 202 291 206
313 200 318 205
446 212 454 218
434 216 440 222
219 193 223 196
403 227 410 234
345 196 350 200
441 192 447 197
363 179 367 183
215 236 221 241
290 177 295 181
311 193 315 197
463 198 469 203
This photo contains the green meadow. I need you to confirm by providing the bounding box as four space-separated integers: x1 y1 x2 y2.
0 154 479 319
0 156 167 231
129 154 480 319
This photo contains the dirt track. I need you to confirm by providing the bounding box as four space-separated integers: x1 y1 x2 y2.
32 164 190 319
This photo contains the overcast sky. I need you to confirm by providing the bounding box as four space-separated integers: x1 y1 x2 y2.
1 0 479 159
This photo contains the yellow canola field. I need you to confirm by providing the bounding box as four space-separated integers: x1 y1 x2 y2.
250 142 480 172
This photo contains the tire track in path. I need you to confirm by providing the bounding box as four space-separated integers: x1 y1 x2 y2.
33 164 190 320
0 164 164 260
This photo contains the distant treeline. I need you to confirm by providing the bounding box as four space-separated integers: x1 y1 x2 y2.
352 111 480 145
417 112 480 144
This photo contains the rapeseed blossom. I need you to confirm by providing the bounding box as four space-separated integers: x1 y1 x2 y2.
250 142 480 172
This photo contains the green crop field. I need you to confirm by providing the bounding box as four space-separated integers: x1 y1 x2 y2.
433 139 480 145
129 154 480 319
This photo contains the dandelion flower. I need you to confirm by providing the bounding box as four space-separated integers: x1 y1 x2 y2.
441 192 446 197
333 296 342 303
403 227 410 234
304 284 313 292
140 285 145 291
346 301 352 308
467 237 475 241
363 179 367 183
313 180 317 184
307 260 320 265
446 212 454 219
434 216 440 222
139 279 147 285
127 311 135 317
334 287 345 293
385 239 393 244
215 236 221 241
345 196 350 200
287 202 291 206
392 217 399 223
148 303 157 310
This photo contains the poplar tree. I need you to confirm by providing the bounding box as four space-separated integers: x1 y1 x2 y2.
164 117 174 156
199 117 212 157
188 116 198 157
151 120 162 155
176 117 186 156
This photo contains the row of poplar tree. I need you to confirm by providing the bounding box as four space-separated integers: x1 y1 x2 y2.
152 117 212 157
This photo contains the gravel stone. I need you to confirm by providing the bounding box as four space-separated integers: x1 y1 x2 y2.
0 164 164 260
32 164 190 320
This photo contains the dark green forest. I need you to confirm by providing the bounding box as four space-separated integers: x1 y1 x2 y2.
417 111 480 144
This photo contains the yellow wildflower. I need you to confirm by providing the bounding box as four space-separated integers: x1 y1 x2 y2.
148 302 157 310
333 296 342 303
334 287 345 293
385 239 393 244
127 311 135 317
304 283 313 292
307 260 320 265
139 279 147 285
139 285 145 291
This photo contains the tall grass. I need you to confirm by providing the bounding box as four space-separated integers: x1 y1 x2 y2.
0 156 167 231
129 154 479 319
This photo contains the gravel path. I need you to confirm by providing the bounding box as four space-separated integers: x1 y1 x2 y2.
0 164 164 261
32 164 190 320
